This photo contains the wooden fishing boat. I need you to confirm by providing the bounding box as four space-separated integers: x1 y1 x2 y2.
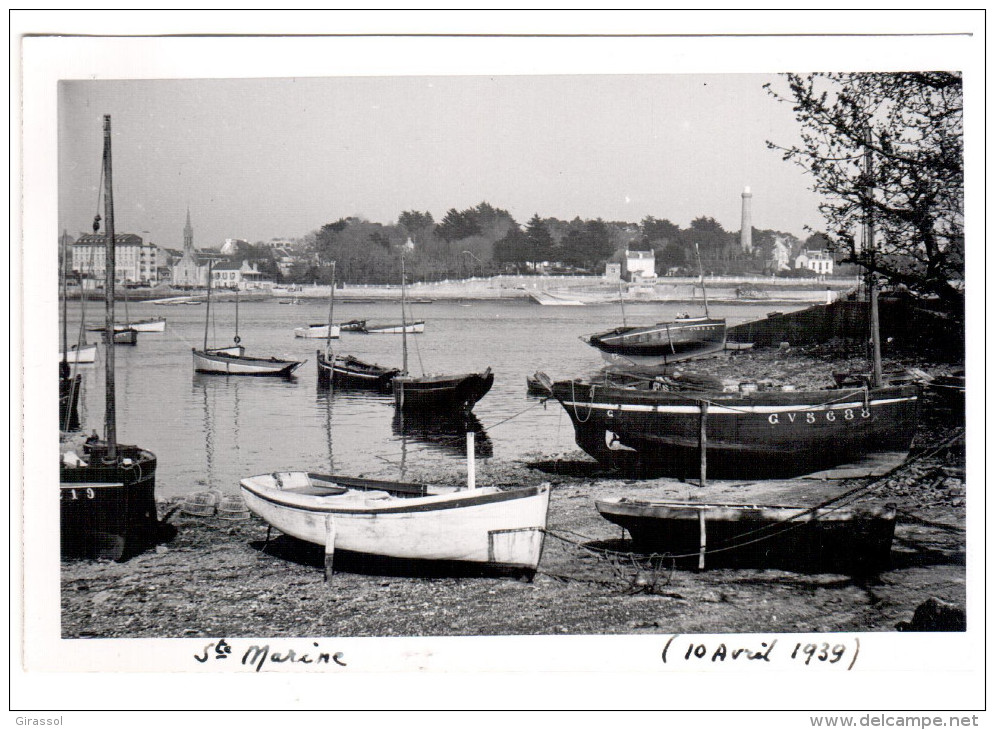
59 343 97 364
192 349 304 376
394 369 494 413
550 378 920 479
192 267 305 376
595 498 897 571
584 316 727 367
317 351 400 391
390 253 492 413
362 320 425 334
61 115 170 561
240 471 550 576
928 371 965 412
294 323 341 339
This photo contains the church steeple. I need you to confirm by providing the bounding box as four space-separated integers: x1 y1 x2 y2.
183 208 194 252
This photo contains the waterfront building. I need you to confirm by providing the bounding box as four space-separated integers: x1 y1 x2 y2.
794 249 834 276
624 249 657 281
170 210 216 287
211 260 268 289
71 232 159 286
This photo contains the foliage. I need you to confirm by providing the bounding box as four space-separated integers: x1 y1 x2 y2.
766 72 964 308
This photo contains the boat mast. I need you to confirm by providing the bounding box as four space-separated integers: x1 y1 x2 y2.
203 259 213 350
326 261 336 356
695 242 710 318
101 115 117 458
60 230 69 366
864 126 883 388
234 286 240 346
400 252 408 374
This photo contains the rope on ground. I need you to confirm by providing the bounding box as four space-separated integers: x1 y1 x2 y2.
542 528 677 593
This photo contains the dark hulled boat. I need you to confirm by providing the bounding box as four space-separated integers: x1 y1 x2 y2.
317 351 400 391
595 498 897 571
550 378 919 479
393 368 495 414
584 316 727 367
60 115 171 561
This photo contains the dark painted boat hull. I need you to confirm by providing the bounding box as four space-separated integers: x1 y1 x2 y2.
586 318 726 365
60 444 168 561
393 368 494 413
317 351 400 391
597 499 897 571
551 380 920 478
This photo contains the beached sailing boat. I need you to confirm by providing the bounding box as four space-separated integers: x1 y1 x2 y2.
60 115 170 560
316 263 401 390
391 253 493 413
583 244 726 368
552 143 919 480
192 266 305 376
59 236 82 431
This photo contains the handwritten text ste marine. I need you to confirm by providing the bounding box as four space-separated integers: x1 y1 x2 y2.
194 639 347 672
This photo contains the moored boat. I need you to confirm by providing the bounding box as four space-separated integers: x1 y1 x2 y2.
87 317 165 333
112 328 138 345
294 323 341 339
240 471 550 576
550 378 919 479
192 349 305 376
191 267 305 377
584 315 727 367
339 319 367 332
317 351 400 391
393 368 494 413
595 498 897 571
362 320 425 334
60 115 170 561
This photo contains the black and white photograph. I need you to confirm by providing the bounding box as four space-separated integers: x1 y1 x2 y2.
14 10 984 721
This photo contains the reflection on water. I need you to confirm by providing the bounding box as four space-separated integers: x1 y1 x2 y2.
392 410 493 459
58 298 799 498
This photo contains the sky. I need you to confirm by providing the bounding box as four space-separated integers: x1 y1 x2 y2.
58 74 825 250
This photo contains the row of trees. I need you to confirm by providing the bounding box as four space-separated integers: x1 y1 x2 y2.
247 73 963 311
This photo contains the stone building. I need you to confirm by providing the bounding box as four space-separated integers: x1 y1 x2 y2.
71 232 159 286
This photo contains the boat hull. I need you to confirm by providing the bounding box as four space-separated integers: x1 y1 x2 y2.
240 472 550 573
316 351 399 391
363 321 425 334
596 499 896 571
112 329 138 345
59 344 97 364
551 380 920 478
393 368 493 413
60 444 165 561
294 325 341 339
192 348 304 376
586 317 727 366
126 318 166 333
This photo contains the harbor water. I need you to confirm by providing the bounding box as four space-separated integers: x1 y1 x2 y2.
61 298 803 499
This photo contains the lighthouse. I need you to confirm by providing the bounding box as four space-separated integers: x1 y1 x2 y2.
741 186 753 254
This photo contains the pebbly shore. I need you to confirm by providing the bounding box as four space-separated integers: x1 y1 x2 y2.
60 345 966 639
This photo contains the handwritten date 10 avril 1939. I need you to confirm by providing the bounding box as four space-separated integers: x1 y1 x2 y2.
663 636 861 670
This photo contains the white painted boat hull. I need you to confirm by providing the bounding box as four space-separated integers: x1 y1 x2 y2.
240 472 550 570
294 325 341 339
126 319 166 332
192 349 304 376
59 345 98 364
365 321 425 334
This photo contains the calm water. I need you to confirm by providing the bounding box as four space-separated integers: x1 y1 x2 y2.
61 297 798 499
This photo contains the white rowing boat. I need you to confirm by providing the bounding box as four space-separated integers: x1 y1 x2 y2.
240 472 550 576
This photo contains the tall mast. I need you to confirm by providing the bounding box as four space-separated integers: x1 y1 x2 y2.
695 243 710 318
102 115 117 458
203 260 213 350
234 285 240 345
61 230 69 364
326 261 336 356
864 127 883 388
400 253 408 374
